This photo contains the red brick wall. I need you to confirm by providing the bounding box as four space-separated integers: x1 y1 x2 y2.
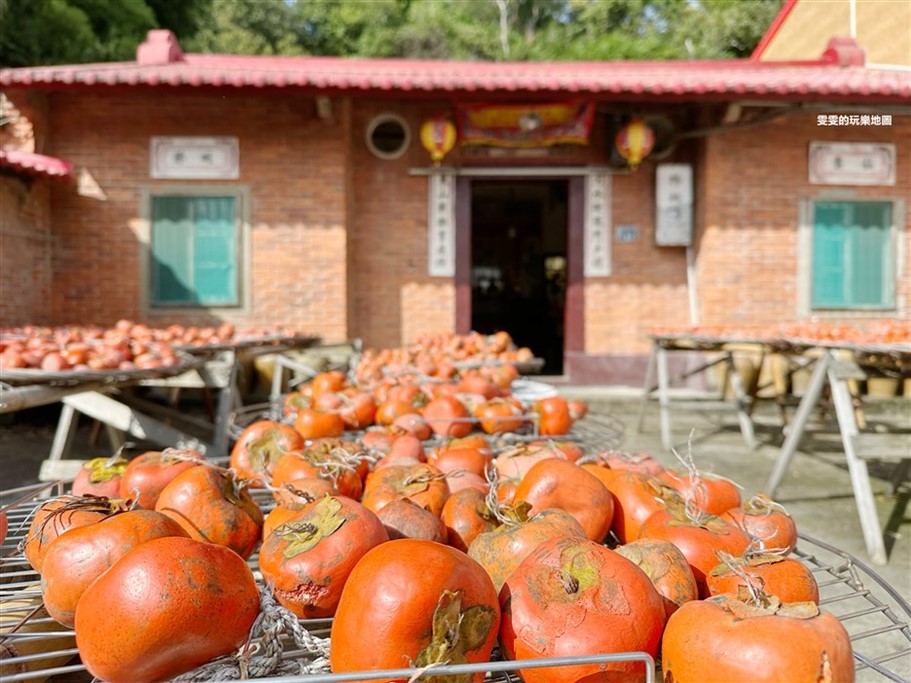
1 92 54 327
40 90 350 341
349 102 456 350
699 112 910 327
4 85 907 373
0 176 53 326
584 153 693 357
583 113 910 361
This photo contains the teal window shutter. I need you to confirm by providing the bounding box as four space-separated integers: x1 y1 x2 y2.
851 202 892 307
812 203 848 308
811 201 893 310
193 197 238 305
150 195 238 306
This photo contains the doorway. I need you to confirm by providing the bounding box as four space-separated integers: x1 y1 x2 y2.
470 180 568 374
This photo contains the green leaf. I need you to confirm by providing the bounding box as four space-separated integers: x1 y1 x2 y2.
276 496 346 558
85 455 128 483
415 589 497 679
248 427 291 474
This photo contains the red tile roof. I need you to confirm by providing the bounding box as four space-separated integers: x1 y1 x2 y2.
0 149 73 179
1 31 908 103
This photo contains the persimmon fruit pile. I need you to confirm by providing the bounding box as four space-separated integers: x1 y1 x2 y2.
13 329 856 683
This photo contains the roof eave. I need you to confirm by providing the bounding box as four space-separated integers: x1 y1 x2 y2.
1 78 906 106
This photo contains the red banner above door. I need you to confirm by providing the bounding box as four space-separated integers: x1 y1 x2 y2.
455 102 594 148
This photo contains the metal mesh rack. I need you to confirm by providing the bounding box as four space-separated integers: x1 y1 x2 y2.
2 481 909 682
791 534 911 682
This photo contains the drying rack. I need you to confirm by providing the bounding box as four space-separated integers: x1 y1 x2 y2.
2 481 909 682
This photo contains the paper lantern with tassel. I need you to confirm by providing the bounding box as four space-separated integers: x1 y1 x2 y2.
615 118 655 169
420 116 457 166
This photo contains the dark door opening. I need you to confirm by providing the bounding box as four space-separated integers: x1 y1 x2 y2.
470 180 568 375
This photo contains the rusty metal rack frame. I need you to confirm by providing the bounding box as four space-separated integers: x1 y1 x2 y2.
2 482 909 682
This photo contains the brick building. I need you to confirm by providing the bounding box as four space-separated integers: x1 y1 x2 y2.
1 13 909 383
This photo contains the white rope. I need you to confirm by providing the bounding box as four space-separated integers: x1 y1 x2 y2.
172 590 331 681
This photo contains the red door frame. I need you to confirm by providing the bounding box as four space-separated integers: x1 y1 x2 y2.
454 175 584 362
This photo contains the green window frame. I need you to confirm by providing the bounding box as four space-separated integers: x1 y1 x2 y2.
150 195 239 307
811 201 894 310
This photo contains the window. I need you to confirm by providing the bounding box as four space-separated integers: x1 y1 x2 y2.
810 201 895 310
365 113 410 160
150 195 239 307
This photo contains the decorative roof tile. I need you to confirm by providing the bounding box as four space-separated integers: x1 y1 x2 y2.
1 32 908 103
0 149 73 179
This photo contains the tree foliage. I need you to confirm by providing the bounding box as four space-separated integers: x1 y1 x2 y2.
0 0 208 67
0 0 783 67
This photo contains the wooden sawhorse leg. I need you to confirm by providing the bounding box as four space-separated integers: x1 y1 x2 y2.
656 345 673 452
766 352 831 496
723 351 758 450
829 368 888 566
636 342 658 434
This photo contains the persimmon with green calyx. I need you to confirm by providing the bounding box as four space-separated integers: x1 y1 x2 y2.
442 487 499 552
639 499 751 598
271 441 364 501
513 458 614 542
74 536 261 683
361 462 451 516
468 500 587 593
23 494 131 573
707 550 820 605
721 493 798 554
259 495 388 618
230 419 304 487
330 539 500 682
71 454 128 498
581 468 669 544
657 468 741 516
40 509 188 627
661 590 854 683
499 535 666 683
118 447 205 510
155 465 263 559
282 389 311 417
265 478 340 532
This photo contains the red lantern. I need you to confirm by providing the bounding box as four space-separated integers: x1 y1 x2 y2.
420 116 457 166
615 119 655 169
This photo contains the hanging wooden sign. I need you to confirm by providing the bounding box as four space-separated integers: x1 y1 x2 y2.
150 137 239 179
428 173 456 277
584 172 612 277
655 163 693 247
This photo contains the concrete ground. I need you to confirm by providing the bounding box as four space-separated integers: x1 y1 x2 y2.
1 385 909 681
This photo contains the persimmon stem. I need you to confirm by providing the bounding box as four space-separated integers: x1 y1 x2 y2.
483 469 518 527
715 549 768 607
561 571 580 594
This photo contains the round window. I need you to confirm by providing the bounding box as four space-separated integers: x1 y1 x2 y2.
366 113 410 160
